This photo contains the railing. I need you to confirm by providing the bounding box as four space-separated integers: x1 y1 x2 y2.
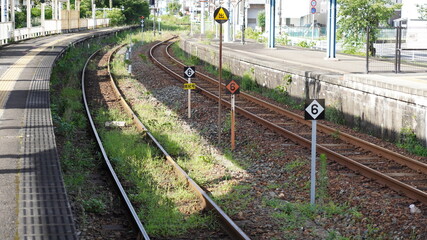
0 18 110 46
0 22 13 45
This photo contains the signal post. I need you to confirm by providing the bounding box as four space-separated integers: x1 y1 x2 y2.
225 80 240 150
214 6 229 145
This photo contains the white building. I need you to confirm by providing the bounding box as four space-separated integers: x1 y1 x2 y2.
401 0 427 19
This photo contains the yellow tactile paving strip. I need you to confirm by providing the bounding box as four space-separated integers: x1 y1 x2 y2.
0 33 89 110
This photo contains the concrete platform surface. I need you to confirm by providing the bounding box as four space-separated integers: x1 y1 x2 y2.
0 27 129 240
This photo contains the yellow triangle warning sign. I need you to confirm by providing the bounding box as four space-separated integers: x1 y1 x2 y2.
214 7 229 21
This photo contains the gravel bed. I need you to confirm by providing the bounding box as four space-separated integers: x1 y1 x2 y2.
118 36 427 239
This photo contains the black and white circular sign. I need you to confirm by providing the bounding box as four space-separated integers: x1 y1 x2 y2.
304 99 325 120
184 66 196 78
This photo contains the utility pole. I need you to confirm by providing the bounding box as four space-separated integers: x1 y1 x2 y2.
224 0 231 42
241 0 245 44
26 0 31 28
268 0 275 48
326 0 337 59
201 0 205 34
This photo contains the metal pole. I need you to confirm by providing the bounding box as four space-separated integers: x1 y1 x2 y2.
153 8 156 36
1 0 5 22
190 5 193 35
326 0 337 58
10 0 14 37
26 0 31 28
241 0 245 44
394 26 399 73
218 23 223 144
310 120 317 205
366 26 369 74
188 77 191 118
268 0 276 48
231 94 235 150
201 1 205 34
233 3 238 41
395 21 402 73
225 0 231 42
92 0 96 29
41 3 45 34
312 12 315 41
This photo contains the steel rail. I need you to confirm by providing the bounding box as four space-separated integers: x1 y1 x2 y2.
111 39 251 240
165 42 427 175
151 39 427 205
82 46 150 240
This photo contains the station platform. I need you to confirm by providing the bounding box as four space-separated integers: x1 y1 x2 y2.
0 27 128 239
215 38 427 94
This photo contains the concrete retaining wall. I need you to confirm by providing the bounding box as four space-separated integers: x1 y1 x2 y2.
179 38 427 146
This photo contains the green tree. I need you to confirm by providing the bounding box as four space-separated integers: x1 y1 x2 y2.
79 0 91 18
337 0 401 55
257 10 265 31
122 0 150 24
167 1 181 15
417 4 427 19
107 9 126 26
15 10 26 28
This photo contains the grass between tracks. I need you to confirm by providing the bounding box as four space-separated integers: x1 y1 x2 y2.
101 31 232 237
51 30 219 237
50 30 135 227
94 108 215 236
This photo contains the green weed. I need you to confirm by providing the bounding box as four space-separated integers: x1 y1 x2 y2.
82 198 106 213
397 127 427 156
284 159 306 172
296 40 315 48
326 104 346 125
317 154 329 203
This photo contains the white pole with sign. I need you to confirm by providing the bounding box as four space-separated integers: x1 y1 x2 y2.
188 77 191 118
310 119 317 204
184 66 196 118
304 99 325 205
226 80 240 150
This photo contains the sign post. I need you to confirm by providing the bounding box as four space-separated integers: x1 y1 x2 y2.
226 80 240 150
304 99 325 205
184 66 196 118
214 7 229 144
311 0 317 41
140 16 144 32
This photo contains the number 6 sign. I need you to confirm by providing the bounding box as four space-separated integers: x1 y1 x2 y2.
304 99 325 120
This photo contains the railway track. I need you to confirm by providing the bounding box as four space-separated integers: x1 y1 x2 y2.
82 44 251 239
82 47 150 240
149 37 427 205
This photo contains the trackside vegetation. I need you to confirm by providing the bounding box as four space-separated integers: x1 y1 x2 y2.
50 30 134 228
102 31 225 236
171 42 427 155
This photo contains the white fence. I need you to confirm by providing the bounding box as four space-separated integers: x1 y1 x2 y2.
0 22 12 45
0 18 109 46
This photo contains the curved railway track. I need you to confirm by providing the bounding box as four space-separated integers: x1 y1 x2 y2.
82 47 150 240
149 37 427 205
82 44 250 240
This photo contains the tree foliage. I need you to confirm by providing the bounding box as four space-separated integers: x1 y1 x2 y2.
77 0 149 23
121 0 150 24
257 10 265 31
107 9 126 26
337 0 401 54
167 1 181 15
417 4 427 20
